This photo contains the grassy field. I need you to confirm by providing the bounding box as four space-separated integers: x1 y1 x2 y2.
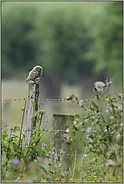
2 80 27 126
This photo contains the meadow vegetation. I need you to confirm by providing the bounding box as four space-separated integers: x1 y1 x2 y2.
1 78 123 182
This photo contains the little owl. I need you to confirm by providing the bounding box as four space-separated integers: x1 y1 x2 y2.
26 65 43 84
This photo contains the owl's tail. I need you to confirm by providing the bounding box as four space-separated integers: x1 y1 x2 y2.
26 76 30 83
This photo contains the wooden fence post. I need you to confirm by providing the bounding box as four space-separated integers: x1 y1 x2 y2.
24 82 39 144
51 114 75 171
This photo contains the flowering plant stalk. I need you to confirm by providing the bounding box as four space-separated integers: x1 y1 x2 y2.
65 78 123 161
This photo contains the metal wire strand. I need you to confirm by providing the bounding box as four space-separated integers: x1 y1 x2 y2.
1 96 105 102
2 127 84 132
1 98 28 101
44 153 86 157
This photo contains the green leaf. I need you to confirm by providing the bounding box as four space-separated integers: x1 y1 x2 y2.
34 111 38 117
21 107 24 112
31 116 34 122
31 100 35 110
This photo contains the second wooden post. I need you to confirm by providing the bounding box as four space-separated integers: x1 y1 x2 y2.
51 114 75 171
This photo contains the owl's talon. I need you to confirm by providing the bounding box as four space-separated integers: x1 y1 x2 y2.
34 82 39 85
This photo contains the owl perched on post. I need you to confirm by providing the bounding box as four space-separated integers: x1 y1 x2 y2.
26 65 43 84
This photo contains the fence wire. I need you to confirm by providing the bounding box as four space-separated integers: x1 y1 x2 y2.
2 126 84 133
39 153 86 157
0 97 65 101
1 96 105 102
1 97 65 101
1 97 28 101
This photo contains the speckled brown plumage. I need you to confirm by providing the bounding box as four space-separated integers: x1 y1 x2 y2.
26 65 43 84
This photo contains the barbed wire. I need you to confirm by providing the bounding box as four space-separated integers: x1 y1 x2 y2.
33 97 65 101
25 129 83 132
1 97 66 101
1 97 65 102
1 96 106 102
40 153 86 157
1 97 28 101
1 126 84 132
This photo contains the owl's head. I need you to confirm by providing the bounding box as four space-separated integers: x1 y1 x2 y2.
33 65 43 73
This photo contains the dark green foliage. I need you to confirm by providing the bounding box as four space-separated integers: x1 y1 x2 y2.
87 2 123 85
2 3 39 78
1 2 122 90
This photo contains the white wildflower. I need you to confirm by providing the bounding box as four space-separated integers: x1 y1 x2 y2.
73 119 79 125
66 128 70 133
110 107 113 111
116 133 120 140
79 99 86 107
87 127 92 132
110 116 114 119
94 81 105 92
66 127 72 133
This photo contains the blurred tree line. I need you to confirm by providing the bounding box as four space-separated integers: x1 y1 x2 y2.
2 2 123 98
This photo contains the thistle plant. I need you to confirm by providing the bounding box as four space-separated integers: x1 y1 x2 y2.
65 77 123 161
